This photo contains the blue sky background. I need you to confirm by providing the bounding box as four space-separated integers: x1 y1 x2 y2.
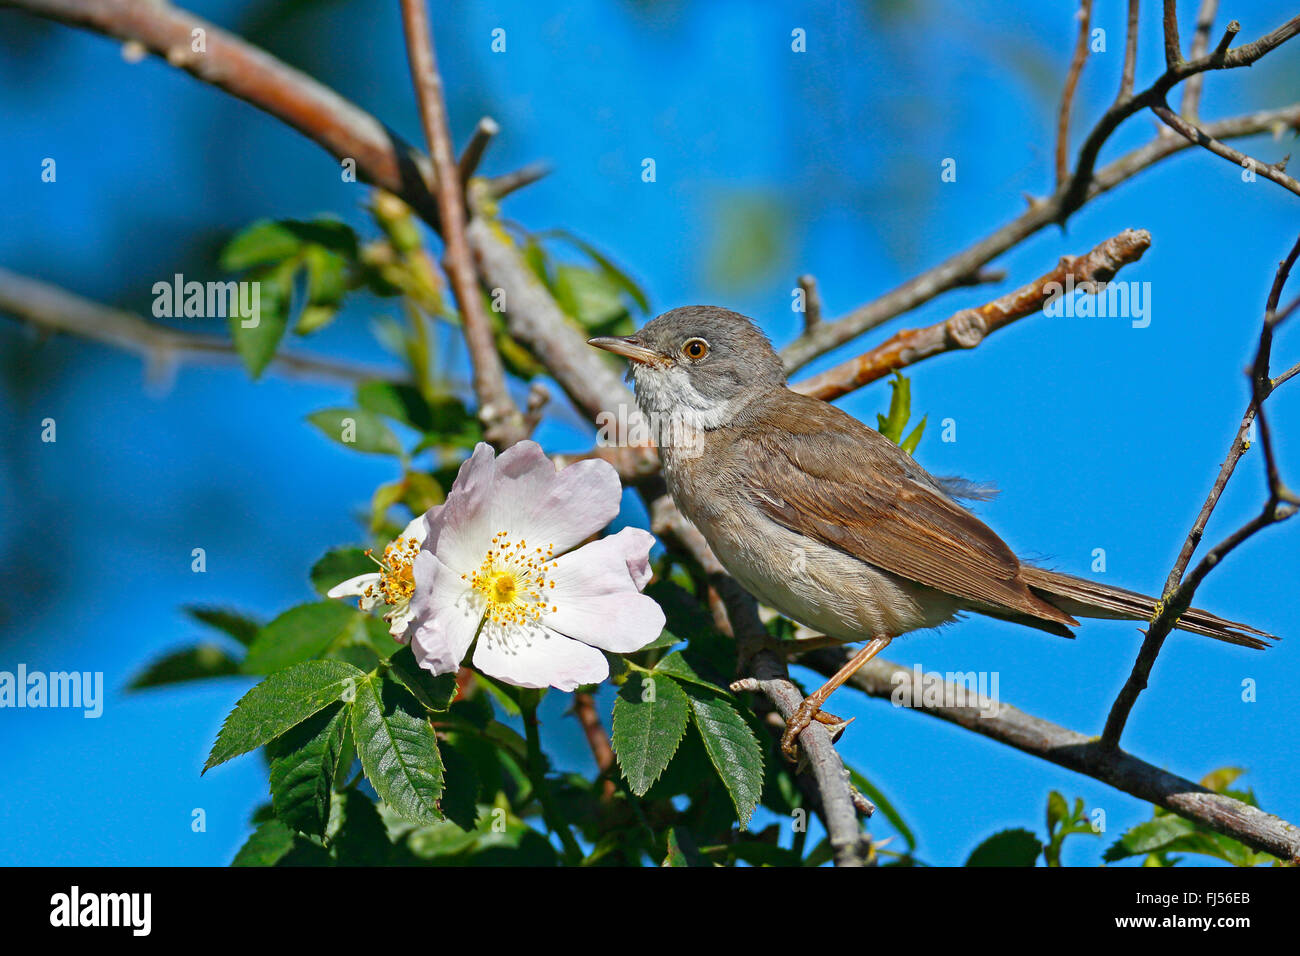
0 0 1297 866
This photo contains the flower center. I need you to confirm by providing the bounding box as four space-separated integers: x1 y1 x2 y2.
465 531 558 626
365 535 421 608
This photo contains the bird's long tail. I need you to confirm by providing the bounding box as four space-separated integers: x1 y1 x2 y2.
1020 567 1279 650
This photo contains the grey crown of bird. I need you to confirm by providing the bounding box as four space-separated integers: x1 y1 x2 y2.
589 306 1277 759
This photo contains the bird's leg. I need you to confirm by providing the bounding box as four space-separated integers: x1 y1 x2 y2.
780 635 892 761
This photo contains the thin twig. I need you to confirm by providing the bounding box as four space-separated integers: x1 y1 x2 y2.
1151 100 1300 198
792 228 1151 402
1101 232 1300 749
1056 0 1094 188
572 691 617 799
798 274 823 333
486 162 553 199
400 0 525 447
0 267 399 386
1162 0 1184 67
457 116 499 183
1119 0 1139 101
1180 0 1220 120
802 650 1300 862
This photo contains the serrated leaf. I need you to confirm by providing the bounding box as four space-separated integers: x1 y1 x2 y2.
230 819 296 867
241 601 360 675
387 644 458 711
966 828 1042 866
310 547 375 597
268 703 349 837
307 408 404 456
185 606 260 646
128 644 241 690
204 660 366 772
684 685 763 829
1103 816 1199 863
351 676 445 825
612 673 690 796
652 650 729 694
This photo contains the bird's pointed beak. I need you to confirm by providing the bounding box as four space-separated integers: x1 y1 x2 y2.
587 335 662 366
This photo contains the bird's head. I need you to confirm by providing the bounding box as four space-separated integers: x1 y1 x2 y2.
588 306 786 429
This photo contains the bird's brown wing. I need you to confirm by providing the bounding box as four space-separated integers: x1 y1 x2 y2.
735 391 1077 630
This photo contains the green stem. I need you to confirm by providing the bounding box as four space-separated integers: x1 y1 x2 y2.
522 699 584 865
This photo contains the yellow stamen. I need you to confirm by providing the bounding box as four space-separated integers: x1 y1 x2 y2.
469 530 558 626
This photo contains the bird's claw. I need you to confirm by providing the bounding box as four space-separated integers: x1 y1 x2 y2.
779 698 848 761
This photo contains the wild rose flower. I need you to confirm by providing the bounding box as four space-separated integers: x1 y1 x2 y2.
332 441 664 691
327 513 426 641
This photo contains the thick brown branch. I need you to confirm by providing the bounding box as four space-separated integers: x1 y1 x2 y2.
792 228 1151 402
803 650 1300 863
400 0 524 447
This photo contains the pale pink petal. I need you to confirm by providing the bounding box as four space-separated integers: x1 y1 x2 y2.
327 572 380 599
409 551 482 672
472 622 609 691
426 443 502 572
542 528 665 653
512 457 624 555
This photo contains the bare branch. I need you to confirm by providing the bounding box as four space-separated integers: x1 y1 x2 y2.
803 650 1300 863
1119 0 1139 101
400 0 524 447
1101 232 1300 749
0 267 397 386
792 228 1151 402
1162 0 1183 67
1180 0 1220 120
797 274 823 333
1056 0 1094 188
485 162 553 199
457 116 499 184
1152 101 1300 198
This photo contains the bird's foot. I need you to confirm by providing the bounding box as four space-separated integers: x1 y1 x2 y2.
780 698 851 762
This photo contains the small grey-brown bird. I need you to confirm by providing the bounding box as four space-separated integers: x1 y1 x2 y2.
590 306 1277 760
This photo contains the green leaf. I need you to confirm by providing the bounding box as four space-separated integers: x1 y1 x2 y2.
1200 767 1247 793
128 644 241 690
437 741 481 832
542 229 650 313
684 685 764 829
900 415 926 456
848 766 916 852
350 676 445 825
663 826 706 867
267 703 349 837
652 650 729 694
220 220 303 271
310 547 375 597
204 660 366 772
356 381 436 432
876 372 911 444
185 606 260 646
229 262 291 379
1047 791 1069 833
611 673 690 796
1103 817 1199 863
241 601 360 675
552 264 628 329
230 819 297 867
306 408 404 457
387 645 458 712
966 828 1042 866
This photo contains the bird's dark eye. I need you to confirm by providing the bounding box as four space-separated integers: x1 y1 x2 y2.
682 338 709 360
